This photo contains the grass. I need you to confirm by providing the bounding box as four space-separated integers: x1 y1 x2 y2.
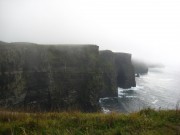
0 108 179 135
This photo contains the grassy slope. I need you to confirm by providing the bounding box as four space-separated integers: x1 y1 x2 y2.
0 109 179 135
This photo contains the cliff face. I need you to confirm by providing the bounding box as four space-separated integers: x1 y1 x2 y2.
99 51 117 97
0 42 136 111
0 42 101 112
115 53 136 88
99 51 136 98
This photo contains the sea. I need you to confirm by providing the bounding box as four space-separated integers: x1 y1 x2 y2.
99 66 180 113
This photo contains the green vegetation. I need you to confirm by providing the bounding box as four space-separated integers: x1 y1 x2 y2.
0 108 179 135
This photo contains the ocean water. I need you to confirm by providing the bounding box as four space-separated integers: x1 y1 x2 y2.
99 67 180 113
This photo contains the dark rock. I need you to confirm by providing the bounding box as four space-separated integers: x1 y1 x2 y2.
0 42 100 112
0 41 136 112
99 51 136 98
115 53 136 89
99 50 117 97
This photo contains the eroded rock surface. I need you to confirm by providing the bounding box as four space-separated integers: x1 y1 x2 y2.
99 51 136 98
0 42 136 111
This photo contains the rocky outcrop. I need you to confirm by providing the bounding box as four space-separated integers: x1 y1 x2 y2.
99 51 136 98
99 51 117 97
115 53 136 88
0 42 136 112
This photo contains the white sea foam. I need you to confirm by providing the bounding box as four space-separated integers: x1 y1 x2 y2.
159 78 173 81
118 85 144 92
100 67 180 113
118 93 126 96
126 96 137 98
152 100 158 104
102 107 111 114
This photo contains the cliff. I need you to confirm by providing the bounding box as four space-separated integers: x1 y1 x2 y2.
115 53 136 88
0 42 101 112
132 59 148 74
0 42 136 111
99 50 136 98
99 50 117 97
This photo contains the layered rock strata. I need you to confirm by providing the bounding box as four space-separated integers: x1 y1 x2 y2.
0 42 136 111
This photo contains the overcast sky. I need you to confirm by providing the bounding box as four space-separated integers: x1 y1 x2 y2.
0 0 180 66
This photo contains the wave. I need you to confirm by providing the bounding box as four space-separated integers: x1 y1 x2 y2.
100 68 180 113
118 85 144 92
101 107 110 114
152 100 158 104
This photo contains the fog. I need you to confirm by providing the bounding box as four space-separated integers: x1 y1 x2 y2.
0 0 180 66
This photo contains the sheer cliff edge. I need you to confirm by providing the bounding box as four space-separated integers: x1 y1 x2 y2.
0 42 136 112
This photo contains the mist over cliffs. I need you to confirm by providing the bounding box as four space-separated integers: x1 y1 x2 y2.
0 41 136 112
132 59 148 74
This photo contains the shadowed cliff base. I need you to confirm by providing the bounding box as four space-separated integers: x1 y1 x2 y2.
0 41 136 112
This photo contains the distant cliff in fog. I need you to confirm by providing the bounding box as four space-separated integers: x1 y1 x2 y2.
132 59 148 74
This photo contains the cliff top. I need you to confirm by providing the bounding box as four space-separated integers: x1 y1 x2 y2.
0 41 98 48
100 50 131 55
